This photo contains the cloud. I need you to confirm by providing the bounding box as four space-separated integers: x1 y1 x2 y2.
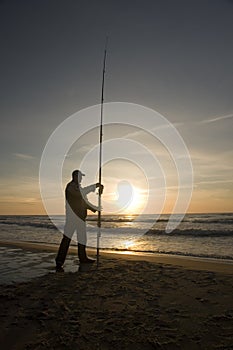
151 122 185 131
195 179 233 186
13 153 35 160
65 144 98 159
123 122 184 139
200 113 233 124
0 196 39 204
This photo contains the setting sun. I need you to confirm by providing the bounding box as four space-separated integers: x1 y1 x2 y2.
114 181 147 215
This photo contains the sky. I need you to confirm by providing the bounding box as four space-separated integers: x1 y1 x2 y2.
0 0 233 215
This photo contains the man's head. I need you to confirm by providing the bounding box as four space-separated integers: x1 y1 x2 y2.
72 170 85 184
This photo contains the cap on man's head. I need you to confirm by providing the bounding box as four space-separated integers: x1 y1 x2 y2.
72 170 85 178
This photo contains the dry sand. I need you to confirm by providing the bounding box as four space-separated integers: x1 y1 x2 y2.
0 241 233 349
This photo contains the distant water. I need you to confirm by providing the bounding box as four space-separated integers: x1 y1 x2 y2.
0 213 233 261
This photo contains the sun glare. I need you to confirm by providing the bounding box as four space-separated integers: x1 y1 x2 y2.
124 240 135 250
115 180 146 215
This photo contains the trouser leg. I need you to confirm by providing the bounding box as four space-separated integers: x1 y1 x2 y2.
78 243 86 262
78 243 95 264
56 235 71 267
76 216 87 246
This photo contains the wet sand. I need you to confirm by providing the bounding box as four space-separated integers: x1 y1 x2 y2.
0 240 233 349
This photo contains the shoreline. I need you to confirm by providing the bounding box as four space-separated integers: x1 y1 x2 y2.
1 239 233 274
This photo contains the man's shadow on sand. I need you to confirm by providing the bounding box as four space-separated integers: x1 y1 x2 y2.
78 262 95 272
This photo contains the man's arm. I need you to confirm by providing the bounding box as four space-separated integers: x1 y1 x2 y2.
85 200 100 213
81 183 104 213
81 183 104 196
81 184 96 196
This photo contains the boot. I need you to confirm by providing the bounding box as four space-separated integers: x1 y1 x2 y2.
55 235 71 271
78 243 95 264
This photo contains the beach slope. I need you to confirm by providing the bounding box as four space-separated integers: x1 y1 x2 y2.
0 242 233 349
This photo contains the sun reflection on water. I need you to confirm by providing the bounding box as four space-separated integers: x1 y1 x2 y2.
124 239 136 250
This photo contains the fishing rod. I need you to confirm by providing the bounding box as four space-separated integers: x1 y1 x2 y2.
97 38 108 268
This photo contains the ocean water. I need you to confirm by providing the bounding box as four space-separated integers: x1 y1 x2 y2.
0 213 233 261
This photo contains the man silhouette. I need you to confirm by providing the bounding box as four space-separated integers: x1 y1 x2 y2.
55 170 103 272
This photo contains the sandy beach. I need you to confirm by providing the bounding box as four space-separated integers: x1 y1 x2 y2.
0 241 233 349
